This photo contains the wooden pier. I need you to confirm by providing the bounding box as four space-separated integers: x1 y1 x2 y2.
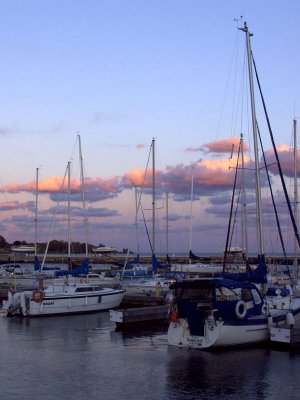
110 305 169 330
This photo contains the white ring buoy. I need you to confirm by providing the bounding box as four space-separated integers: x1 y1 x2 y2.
32 289 45 303
235 300 247 319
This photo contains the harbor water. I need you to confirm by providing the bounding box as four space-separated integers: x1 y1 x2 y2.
1 310 300 400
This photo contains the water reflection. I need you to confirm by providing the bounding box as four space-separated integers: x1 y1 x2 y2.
1 313 300 400
165 345 300 400
110 323 168 345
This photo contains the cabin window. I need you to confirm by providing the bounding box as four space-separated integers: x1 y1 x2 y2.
75 287 94 292
216 287 239 301
251 289 262 305
180 288 212 301
241 288 252 302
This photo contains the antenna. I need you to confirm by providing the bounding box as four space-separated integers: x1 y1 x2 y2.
234 16 243 28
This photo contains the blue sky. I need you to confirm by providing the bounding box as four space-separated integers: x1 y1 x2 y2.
0 0 299 255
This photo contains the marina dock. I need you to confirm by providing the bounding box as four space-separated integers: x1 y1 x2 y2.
110 305 169 330
0 252 297 266
270 323 300 346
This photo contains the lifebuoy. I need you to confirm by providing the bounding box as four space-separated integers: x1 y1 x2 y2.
32 289 45 303
169 309 179 323
235 300 247 319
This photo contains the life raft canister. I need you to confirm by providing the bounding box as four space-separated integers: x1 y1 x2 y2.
32 289 45 303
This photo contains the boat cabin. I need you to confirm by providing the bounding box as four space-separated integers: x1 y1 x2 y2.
170 278 264 336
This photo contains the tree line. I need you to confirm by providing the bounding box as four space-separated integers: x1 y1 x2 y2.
0 235 96 254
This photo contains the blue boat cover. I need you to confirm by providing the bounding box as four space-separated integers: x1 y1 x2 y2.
218 254 268 284
55 259 89 277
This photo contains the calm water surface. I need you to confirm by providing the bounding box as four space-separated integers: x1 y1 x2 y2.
0 311 299 400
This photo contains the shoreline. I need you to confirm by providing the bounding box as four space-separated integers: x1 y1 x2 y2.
0 252 296 266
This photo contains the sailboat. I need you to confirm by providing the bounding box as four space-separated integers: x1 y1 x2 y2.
2 169 61 292
121 138 173 298
4 135 125 316
268 118 300 344
171 163 223 278
168 22 289 349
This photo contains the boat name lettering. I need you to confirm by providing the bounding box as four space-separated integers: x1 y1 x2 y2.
187 336 203 346
43 301 55 306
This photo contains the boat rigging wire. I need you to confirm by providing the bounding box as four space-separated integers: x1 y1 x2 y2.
252 56 300 252
223 139 241 271
256 123 291 278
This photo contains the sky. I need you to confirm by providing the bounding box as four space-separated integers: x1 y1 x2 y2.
0 0 300 255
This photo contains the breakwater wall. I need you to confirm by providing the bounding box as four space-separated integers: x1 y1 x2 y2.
0 252 296 266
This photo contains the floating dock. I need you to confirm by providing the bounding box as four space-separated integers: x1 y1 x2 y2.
270 324 300 346
110 305 169 330
121 292 167 307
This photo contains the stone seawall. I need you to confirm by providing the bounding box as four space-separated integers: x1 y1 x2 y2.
0 252 295 266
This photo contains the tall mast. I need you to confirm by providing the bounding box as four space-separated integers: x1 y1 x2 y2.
189 165 194 264
34 167 39 256
152 138 156 256
67 161 71 270
294 118 298 282
241 22 264 257
135 187 140 256
78 134 88 257
240 134 249 262
166 191 169 257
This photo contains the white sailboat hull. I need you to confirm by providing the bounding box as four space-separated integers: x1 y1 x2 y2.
122 277 173 296
4 287 125 317
168 318 269 349
267 296 300 344
4 274 117 291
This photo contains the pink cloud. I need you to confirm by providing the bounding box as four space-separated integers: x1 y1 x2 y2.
0 201 20 211
122 154 256 199
4 177 66 194
166 160 233 192
200 137 250 153
123 168 145 186
123 168 164 189
0 201 34 212
84 177 121 193
3 176 121 196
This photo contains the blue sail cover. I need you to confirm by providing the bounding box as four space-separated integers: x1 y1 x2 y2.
34 256 61 271
218 254 268 284
126 254 140 269
55 259 89 277
152 254 170 271
111 254 169 276
152 254 160 271
34 256 40 271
